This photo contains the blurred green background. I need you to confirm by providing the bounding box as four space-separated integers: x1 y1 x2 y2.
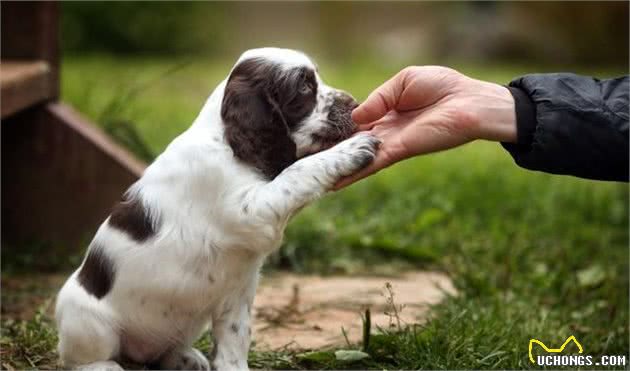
59 1 629 160
2 2 628 370
61 2 628 64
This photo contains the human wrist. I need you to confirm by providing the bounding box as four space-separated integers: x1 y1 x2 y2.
473 81 518 143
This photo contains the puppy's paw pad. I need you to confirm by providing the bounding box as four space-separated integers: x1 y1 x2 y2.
336 134 380 174
352 151 376 169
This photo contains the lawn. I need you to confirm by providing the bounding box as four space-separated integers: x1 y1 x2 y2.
1 54 627 370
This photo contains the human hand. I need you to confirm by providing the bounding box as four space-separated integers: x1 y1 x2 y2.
335 66 517 189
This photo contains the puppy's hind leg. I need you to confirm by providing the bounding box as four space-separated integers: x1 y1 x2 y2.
57 305 121 370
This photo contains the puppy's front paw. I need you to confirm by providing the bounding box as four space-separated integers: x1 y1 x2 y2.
160 348 210 370
75 361 124 371
333 133 381 176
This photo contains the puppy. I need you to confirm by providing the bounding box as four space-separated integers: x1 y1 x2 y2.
55 48 380 371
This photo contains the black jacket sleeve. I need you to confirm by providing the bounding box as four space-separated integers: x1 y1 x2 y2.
501 73 629 182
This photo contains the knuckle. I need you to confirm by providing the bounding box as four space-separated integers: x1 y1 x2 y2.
400 66 419 77
374 90 392 113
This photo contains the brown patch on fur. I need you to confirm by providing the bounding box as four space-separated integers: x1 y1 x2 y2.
221 57 317 179
77 243 115 299
109 194 155 242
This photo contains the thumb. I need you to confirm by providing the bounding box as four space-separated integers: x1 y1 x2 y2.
351 69 407 125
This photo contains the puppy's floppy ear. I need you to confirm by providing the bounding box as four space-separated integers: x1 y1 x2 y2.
221 57 297 180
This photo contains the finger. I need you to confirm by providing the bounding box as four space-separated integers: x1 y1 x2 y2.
351 70 408 125
354 109 404 133
355 120 383 132
354 123 375 132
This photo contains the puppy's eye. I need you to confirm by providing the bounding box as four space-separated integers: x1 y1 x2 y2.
299 82 314 95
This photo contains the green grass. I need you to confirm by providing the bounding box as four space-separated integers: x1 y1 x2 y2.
1 55 627 370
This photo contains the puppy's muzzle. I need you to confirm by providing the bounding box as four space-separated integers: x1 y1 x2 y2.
316 92 359 144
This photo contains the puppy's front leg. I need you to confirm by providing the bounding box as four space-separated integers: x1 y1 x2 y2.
211 302 252 371
249 133 380 221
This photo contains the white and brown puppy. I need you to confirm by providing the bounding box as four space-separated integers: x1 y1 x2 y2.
55 48 380 371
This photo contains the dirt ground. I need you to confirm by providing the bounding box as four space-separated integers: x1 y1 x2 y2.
253 271 455 350
2 270 455 351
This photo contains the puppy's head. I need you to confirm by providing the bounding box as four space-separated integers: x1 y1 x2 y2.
221 48 358 179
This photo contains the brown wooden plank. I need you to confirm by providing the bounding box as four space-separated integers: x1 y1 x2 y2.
1 1 59 98
1 60 52 118
2 102 146 249
47 103 147 177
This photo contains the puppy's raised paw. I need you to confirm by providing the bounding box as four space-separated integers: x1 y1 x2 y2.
331 133 381 177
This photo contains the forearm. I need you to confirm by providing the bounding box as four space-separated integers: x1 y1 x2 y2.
248 133 380 218
501 73 629 181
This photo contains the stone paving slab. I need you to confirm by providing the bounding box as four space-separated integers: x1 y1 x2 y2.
252 271 456 350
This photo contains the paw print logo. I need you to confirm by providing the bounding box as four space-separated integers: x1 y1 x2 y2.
528 335 584 364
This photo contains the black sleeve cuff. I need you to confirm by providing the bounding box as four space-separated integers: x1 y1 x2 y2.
506 86 537 150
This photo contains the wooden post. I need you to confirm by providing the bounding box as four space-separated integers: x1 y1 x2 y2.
1 2 146 249
1 1 59 99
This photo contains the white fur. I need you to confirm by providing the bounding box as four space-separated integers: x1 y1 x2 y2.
55 48 379 371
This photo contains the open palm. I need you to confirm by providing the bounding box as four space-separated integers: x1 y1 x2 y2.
336 66 516 189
